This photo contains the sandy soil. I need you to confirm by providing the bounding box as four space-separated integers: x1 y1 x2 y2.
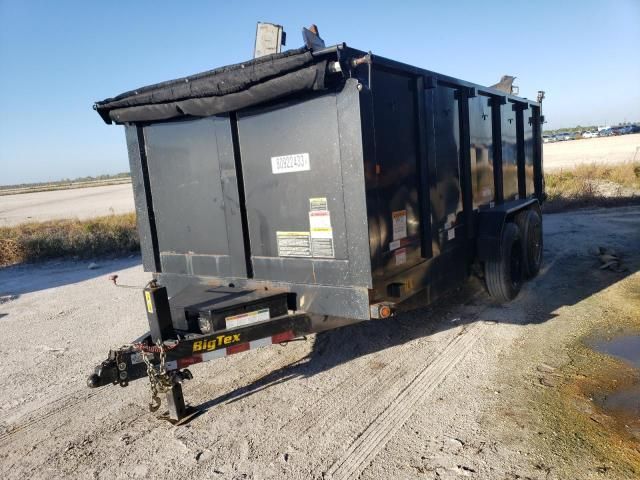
544 133 640 171
0 183 135 227
0 206 638 480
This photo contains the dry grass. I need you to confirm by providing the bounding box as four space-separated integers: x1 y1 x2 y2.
1 163 638 266
0 213 139 267
544 162 640 213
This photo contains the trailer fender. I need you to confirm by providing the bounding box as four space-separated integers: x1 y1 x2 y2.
476 198 540 262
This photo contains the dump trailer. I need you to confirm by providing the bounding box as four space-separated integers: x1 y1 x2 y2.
88 43 544 422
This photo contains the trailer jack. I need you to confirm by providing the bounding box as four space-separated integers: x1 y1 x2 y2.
158 383 203 426
87 342 200 423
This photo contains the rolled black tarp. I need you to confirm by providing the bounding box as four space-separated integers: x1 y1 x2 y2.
94 47 328 124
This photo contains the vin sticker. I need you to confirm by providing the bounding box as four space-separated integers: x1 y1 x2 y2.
277 231 311 257
392 210 407 241
447 228 456 240
271 153 310 174
395 247 407 265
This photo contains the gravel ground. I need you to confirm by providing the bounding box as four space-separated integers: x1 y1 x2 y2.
0 206 638 479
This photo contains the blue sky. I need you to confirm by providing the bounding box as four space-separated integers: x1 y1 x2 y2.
1 0 638 185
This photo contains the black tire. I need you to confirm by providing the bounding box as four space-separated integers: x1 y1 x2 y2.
515 209 543 278
485 222 523 302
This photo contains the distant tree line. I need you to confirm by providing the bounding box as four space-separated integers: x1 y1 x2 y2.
1 172 131 190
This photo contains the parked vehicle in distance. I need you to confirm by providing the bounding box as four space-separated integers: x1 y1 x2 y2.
543 135 552 143
582 131 598 139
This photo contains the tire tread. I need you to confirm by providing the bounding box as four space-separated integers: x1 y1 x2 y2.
485 222 522 302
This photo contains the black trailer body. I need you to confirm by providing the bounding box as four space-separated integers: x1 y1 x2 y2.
90 44 544 420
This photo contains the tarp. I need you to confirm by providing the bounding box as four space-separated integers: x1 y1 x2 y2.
94 47 328 124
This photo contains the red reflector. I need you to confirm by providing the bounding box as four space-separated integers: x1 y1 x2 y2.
178 355 202 368
272 330 295 344
226 342 250 355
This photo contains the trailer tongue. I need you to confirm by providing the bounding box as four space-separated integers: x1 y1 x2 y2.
88 282 312 422
89 38 544 422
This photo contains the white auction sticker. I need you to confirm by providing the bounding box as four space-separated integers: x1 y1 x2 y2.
271 153 310 174
392 210 407 241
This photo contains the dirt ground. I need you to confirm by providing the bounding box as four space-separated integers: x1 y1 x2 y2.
544 133 640 171
0 183 135 227
0 206 638 480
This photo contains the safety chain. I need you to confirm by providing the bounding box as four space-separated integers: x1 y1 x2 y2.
139 341 175 412
133 341 178 354
108 338 180 411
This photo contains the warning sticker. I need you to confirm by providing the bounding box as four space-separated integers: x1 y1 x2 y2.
309 197 328 211
309 211 332 238
309 199 335 258
395 247 407 265
277 231 311 257
144 291 153 313
226 308 270 329
271 153 310 174
276 197 335 258
311 238 335 258
392 210 407 241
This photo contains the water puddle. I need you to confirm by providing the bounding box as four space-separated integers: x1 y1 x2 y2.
589 334 640 441
592 335 640 368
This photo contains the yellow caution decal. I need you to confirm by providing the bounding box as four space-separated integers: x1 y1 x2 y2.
144 291 153 313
